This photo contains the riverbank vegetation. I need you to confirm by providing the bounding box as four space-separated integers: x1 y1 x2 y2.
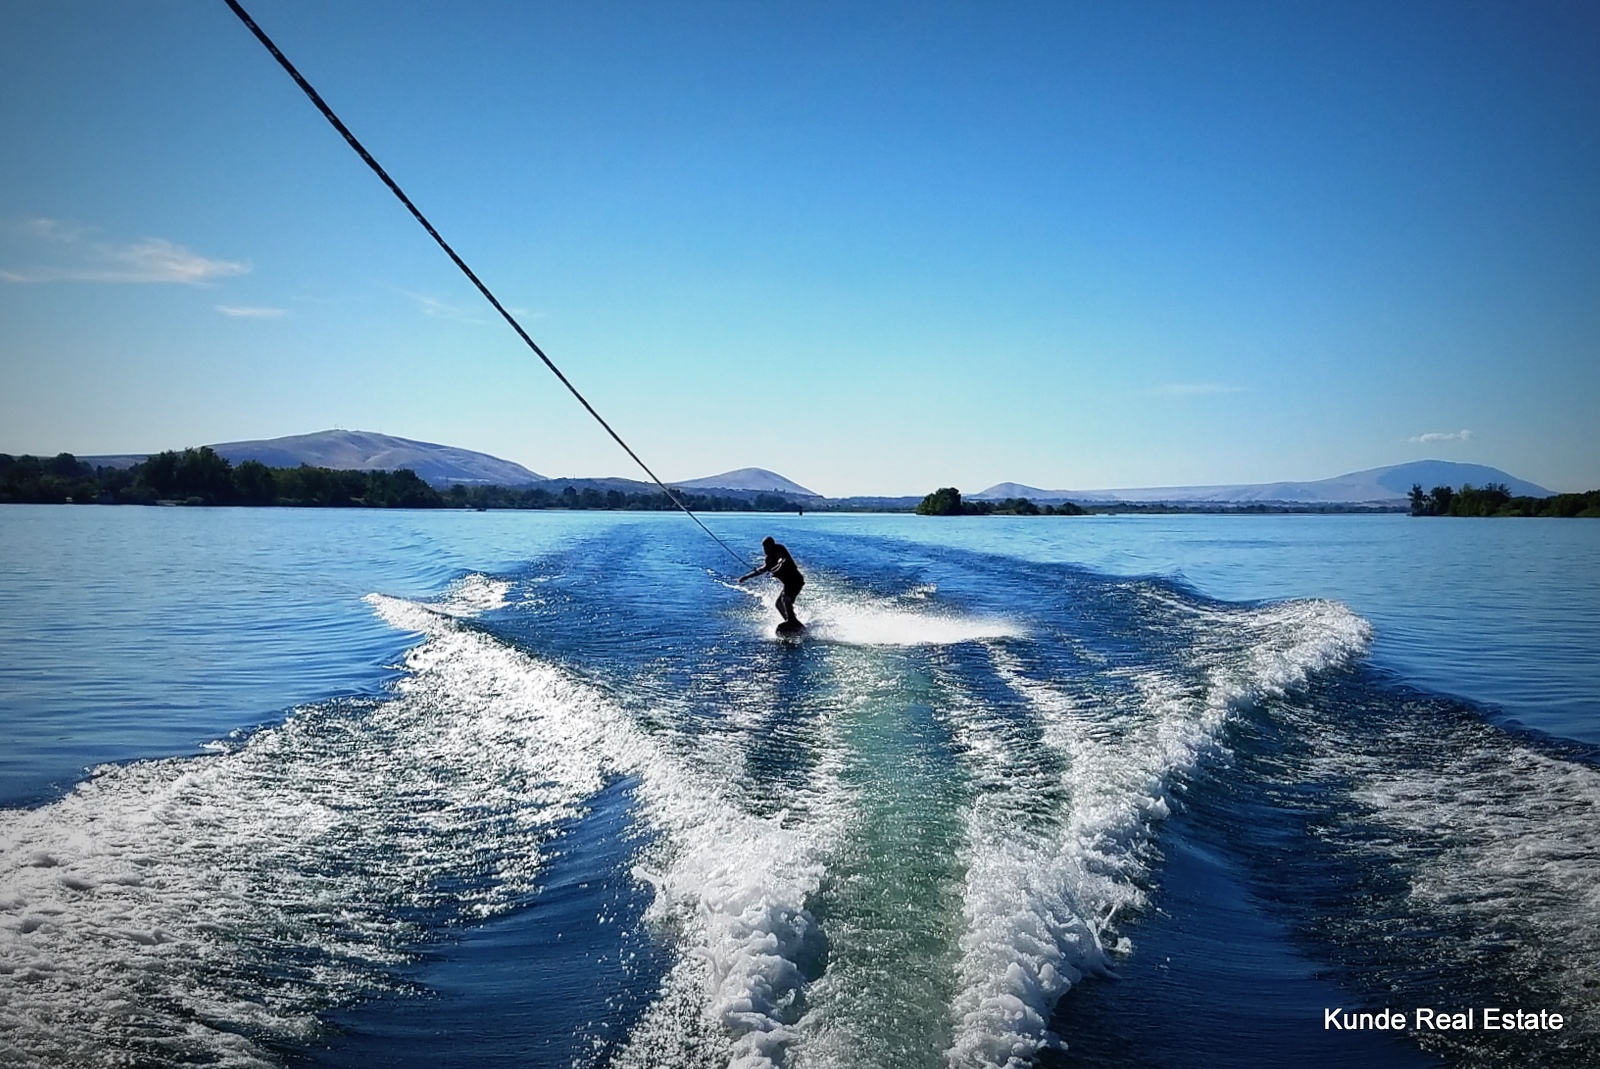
915 487 1086 516
0 450 807 512
1409 483 1600 518
910 487 1404 516
1 449 443 508
9 453 1592 517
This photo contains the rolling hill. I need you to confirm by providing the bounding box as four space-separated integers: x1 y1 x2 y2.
972 461 1553 505
672 467 821 498
74 432 1557 508
85 430 546 488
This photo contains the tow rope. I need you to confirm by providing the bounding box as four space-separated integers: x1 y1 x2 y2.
222 0 750 568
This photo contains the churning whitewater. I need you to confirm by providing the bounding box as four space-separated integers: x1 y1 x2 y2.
2 524 1596 1069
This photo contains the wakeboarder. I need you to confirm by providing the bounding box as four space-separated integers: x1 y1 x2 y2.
739 536 805 633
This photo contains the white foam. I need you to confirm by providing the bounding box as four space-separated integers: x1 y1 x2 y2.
433 572 512 616
1347 738 1600 1037
0 593 623 1066
0 591 843 1069
942 597 1371 1067
0 582 1374 1069
735 580 1024 647
367 596 847 1069
625 815 827 1069
610 704 854 1069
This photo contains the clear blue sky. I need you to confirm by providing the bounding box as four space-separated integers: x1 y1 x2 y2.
2 0 1597 495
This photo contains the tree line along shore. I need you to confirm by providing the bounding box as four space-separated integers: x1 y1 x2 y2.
909 486 1398 516
914 486 1086 515
4 450 1594 517
1408 482 1600 518
0 449 803 512
0 452 1390 515
915 484 1599 518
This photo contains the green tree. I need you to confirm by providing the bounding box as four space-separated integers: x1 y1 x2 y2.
34 474 71 504
276 464 352 506
178 447 235 504
916 487 965 515
47 452 89 479
1446 482 1511 517
233 460 278 506
366 469 443 508
137 451 182 499
133 448 235 504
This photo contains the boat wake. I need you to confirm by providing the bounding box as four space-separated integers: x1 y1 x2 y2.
4 558 1594 1069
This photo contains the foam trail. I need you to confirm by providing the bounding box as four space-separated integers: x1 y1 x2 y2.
610 669 857 1069
1288 703 1600 1059
0 591 840 1069
1356 747 1600 1014
942 596 1371 1067
372 596 847 1069
614 746 849 1069
731 579 1024 647
617 815 825 1069
0 592 611 1067
434 572 512 616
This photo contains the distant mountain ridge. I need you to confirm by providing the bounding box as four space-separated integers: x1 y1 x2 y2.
83 430 546 488
76 431 819 497
673 467 821 498
973 461 1553 505
519 471 820 505
72 432 1555 505
215 431 547 487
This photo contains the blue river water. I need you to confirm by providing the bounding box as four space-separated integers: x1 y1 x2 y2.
1 506 1596 1068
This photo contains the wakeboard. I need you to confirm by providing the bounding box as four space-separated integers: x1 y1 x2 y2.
775 619 807 637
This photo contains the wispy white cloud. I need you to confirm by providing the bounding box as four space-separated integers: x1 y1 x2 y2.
1 218 249 284
399 289 487 324
216 305 287 318
1150 382 1245 397
1410 429 1473 444
394 287 541 324
17 218 90 242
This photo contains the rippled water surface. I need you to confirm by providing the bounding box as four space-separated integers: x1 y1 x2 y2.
1 506 1596 1069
